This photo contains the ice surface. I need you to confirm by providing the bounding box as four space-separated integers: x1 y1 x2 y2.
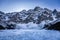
0 29 60 40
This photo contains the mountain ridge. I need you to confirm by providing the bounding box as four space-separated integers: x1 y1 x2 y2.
0 6 60 29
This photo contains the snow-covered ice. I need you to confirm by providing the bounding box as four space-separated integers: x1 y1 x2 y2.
0 29 60 40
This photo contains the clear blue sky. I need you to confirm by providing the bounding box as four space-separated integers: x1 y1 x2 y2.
0 0 60 13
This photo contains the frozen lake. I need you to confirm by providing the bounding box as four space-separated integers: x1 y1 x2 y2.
0 29 60 40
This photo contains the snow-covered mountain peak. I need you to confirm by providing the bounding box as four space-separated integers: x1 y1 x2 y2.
0 6 60 29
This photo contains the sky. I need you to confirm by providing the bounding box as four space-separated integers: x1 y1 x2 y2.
0 0 60 13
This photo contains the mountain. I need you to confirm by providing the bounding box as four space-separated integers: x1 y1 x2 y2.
43 19 60 30
0 6 60 30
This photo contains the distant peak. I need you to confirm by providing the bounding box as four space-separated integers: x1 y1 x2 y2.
34 6 43 11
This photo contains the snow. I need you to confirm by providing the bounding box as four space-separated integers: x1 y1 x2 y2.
0 29 60 40
16 22 39 29
27 22 39 29
16 23 28 29
38 21 46 28
52 14 57 21
5 16 9 21
21 15 28 20
15 19 60 29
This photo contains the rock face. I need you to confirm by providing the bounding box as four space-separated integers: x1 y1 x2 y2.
43 20 60 30
0 25 5 30
0 6 60 29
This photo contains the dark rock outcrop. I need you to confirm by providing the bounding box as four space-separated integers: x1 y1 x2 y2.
44 21 60 30
0 25 5 30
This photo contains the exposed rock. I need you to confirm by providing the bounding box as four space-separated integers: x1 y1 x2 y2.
43 20 60 30
0 6 60 29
